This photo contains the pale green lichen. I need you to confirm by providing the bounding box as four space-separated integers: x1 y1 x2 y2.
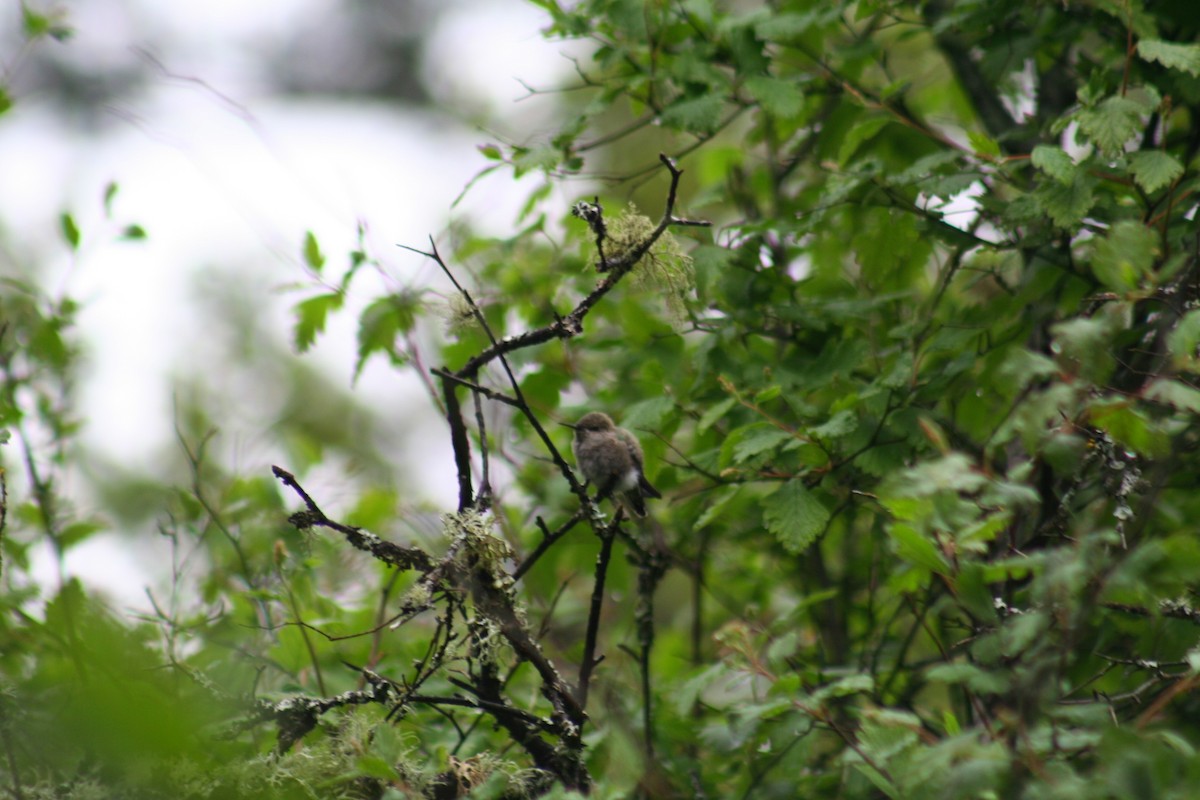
440 292 480 336
602 205 695 323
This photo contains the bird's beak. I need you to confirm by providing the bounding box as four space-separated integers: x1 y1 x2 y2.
559 421 579 430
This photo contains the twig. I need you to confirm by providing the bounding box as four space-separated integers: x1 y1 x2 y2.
456 154 709 377
514 512 586 581
576 515 622 708
271 466 433 572
430 367 522 408
472 387 492 508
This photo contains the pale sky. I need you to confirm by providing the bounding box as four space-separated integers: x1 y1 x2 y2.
2 0 582 607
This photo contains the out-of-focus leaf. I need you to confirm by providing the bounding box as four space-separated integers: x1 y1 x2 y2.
292 292 342 353
762 479 829 554
60 212 80 250
1138 39 1200 76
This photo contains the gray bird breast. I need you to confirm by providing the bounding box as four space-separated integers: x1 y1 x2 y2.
574 432 637 489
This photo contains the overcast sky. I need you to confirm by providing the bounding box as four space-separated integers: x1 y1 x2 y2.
2 0 580 607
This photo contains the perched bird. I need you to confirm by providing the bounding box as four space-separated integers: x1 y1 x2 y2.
567 411 662 517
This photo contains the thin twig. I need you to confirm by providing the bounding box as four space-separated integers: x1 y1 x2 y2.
576 515 622 708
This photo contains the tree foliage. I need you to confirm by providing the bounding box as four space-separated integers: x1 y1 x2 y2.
8 0 1200 798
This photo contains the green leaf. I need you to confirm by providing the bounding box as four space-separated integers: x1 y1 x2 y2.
754 385 781 404
1031 144 1076 184
1036 174 1096 229
520 369 570 409
838 116 891 165
21 3 71 41
1089 220 1157 292
889 522 950 575
661 93 727 134
120 224 147 240
744 75 803 119
1051 309 1126 384
59 520 105 550
967 131 1000 159
21 3 49 37
882 453 986 498
1144 379 1200 414
1128 150 1183 193
698 396 737 432
762 479 829 554
60 212 80 250
1089 401 1170 457
1137 39 1200 76
1077 96 1143 156
620 396 676 432
1167 309 1200 369
926 662 1008 693
291 292 342 353
302 230 325 273
0 85 11 116
512 144 561 176
997 347 1058 387
477 143 503 160
811 409 857 440
754 11 822 42
731 424 794 462
355 293 417 379
103 181 119 215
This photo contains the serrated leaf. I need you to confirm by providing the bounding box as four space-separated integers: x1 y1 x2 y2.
762 479 829 554
1037 175 1095 228
744 75 803 119
1138 39 1200 77
661 93 726 134
1031 144 1076 184
302 230 325 273
1077 96 1143 156
59 212 79 250
1128 150 1183 193
292 293 342 353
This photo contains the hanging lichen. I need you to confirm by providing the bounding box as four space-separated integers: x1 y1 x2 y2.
602 205 695 324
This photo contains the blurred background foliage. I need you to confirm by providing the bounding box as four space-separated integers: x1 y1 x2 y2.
8 0 1200 797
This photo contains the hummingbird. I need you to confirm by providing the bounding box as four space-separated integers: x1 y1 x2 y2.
566 411 662 517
